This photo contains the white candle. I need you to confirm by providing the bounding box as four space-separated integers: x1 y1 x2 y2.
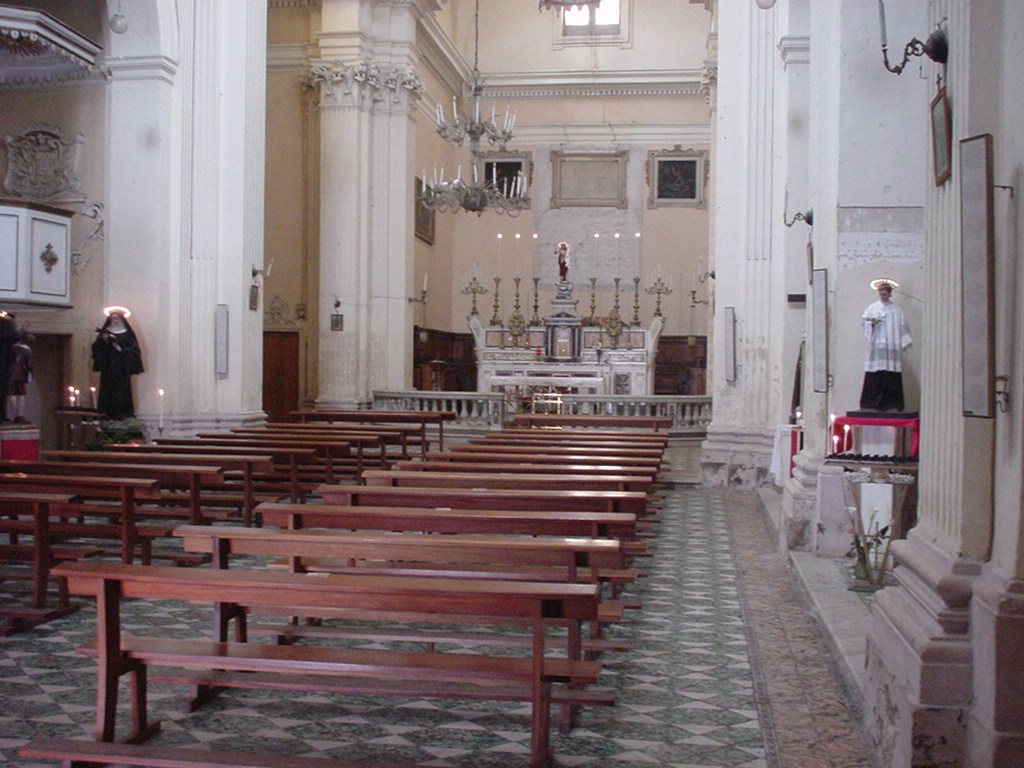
878 0 888 47
158 388 165 429
423 272 428 293
90 386 96 409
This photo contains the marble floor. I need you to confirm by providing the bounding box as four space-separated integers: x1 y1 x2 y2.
0 480 874 768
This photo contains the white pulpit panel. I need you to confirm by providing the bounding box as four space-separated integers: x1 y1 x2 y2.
0 202 72 308
30 216 70 297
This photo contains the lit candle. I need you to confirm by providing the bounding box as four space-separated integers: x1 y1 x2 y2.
497 233 503 261
158 388 165 430
832 434 840 454
67 385 75 406
89 386 96 409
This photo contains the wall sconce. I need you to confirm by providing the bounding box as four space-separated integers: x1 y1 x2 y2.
784 207 813 227
330 298 343 331
878 0 948 75
109 0 128 34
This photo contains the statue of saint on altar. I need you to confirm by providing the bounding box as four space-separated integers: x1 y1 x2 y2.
556 241 570 281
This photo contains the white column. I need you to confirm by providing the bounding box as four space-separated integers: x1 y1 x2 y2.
308 0 423 407
104 0 267 434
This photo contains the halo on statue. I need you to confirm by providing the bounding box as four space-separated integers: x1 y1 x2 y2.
102 305 132 318
869 277 899 291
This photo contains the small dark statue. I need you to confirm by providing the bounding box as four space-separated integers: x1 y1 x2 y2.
91 308 144 420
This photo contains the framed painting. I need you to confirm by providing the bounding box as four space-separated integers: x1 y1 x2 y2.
647 146 707 208
414 177 435 245
550 150 628 209
931 87 952 186
959 134 995 417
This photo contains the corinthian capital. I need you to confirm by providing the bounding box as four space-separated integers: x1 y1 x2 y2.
302 59 424 107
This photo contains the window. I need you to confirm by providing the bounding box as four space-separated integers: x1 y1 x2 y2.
563 0 620 36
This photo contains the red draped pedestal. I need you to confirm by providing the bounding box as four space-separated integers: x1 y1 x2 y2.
831 415 920 457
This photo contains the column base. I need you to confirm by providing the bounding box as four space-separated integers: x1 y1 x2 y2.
780 451 824 551
699 425 773 490
863 531 978 768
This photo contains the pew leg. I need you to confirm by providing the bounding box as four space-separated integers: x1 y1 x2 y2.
126 662 160 743
530 681 553 768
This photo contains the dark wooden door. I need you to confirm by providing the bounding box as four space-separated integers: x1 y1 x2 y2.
262 331 300 422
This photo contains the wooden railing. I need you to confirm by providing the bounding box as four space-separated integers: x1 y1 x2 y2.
372 390 712 435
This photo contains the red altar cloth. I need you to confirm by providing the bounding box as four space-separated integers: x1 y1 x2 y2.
831 415 920 457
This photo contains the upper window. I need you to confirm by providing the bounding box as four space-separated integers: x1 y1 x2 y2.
563 0 620 36
556 0 629 47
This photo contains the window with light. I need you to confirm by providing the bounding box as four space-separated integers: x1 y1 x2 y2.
563 0 621 36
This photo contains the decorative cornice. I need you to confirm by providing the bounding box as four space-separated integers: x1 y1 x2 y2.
103 55 179 85
302 59 424 105
778 35 810 67
482 69 705 101
700 60 717 103
268 0 319 8
515 122 711 145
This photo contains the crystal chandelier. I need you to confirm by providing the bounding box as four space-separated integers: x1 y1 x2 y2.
421 0 528 217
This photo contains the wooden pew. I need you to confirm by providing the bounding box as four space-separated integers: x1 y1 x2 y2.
393 459 660 481
362 468 654 494
243 423 426 461
457 442 664 459
219 429 387 475
0 490 87 634
55 561 604 768
257 502 641 542
424 448 664 471
489 428 669 447
291 409 457 452
174 524 631 654
0 474 161 564
48 448 277 527
509 413 674 431
20 738 408 768
471 437 666 457
318 483 650 518
2 460 224 526
154 439 319 502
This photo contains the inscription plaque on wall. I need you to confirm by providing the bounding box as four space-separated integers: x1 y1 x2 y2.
550 151 628 209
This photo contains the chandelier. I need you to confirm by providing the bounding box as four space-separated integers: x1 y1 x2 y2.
421 0 528 217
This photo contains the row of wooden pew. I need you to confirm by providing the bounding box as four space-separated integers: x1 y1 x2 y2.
11 412 670 768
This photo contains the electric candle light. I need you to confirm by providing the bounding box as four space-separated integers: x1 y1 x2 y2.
158 388 165 430
90 386 96 409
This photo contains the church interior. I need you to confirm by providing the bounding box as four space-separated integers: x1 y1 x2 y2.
1 1 1023 767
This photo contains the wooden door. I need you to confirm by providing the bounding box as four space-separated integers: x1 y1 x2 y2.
262 331 300 422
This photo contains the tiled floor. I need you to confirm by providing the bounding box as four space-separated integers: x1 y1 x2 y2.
0 473 873 767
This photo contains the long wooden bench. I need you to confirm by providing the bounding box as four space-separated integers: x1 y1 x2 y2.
220 429 387 476
238 424 423 461
454 442 666 461
318 483 651 518
424 448 664 471
54 561 604 768
0 490 90 634
292 409 457 452
48 448 278 527
509 413 674 431
393 458 660 483
471 437 667 456
19 738 408 768
361 468 654 494
493 427 670 446
256 502 641 541
2 460 225 526
173 524 632 650
0 474 162 564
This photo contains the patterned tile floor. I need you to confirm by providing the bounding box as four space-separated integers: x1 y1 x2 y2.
0 483 873 768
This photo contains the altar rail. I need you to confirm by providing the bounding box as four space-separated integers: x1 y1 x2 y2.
372 391 712 435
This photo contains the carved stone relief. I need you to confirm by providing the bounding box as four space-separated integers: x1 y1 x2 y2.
2 124 84 201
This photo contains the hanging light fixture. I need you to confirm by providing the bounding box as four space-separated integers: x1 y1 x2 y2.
421 0 528 216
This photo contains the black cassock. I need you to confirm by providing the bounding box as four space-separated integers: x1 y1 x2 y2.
92 328 144 420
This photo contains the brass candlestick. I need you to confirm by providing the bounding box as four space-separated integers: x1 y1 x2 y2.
461 276 488 316
646 276 674 317
530 277 541 325
632 276 641 326
490 277 502 327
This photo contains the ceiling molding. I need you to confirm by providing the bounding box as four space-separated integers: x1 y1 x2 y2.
0 5 101 86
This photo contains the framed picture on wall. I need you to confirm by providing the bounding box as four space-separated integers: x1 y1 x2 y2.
647 146 707 208
415 178 435 245
931 87 952 186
